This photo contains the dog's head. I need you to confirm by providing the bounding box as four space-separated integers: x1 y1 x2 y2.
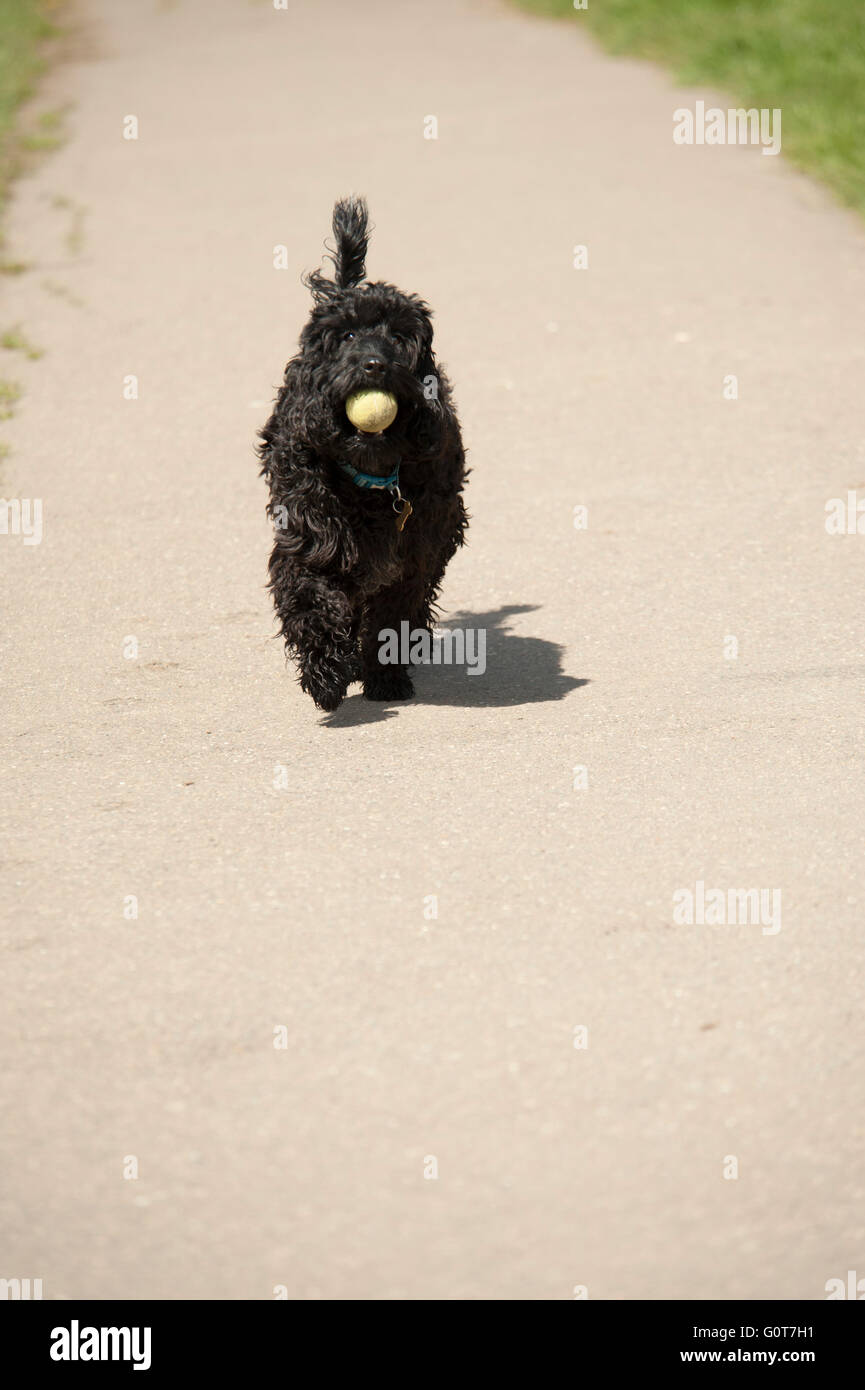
292 198 440 472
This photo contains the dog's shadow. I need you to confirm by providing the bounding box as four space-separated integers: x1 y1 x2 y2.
321 604 589 727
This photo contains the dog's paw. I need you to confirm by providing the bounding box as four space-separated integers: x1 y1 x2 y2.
363 669 415 703
311 688 345 713
300 668 349 712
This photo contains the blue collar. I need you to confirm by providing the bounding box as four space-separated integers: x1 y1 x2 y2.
337 459 400 491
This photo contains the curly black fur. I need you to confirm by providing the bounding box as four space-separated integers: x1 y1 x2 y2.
258 197 468 712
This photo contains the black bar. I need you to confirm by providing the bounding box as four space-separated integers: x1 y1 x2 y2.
3 1298 861 1376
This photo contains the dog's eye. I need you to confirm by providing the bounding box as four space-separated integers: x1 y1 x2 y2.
342 331 355 342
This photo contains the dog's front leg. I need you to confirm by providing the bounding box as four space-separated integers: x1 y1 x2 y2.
270 559 356 712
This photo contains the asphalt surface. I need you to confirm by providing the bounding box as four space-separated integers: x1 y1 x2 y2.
1 0 864 1299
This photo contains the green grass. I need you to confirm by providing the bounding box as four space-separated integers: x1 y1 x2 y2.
514 0 865 213
2 322 43 357
0 1 63 214
21 103 65 152
0 377 22 419
0 4 64 462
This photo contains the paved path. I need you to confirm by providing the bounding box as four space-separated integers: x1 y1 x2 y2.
2 0 864 1300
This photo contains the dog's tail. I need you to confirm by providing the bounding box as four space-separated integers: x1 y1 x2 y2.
303 196 369 300
330 195 369 288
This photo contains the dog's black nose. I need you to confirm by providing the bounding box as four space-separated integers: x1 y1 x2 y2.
363 357 385 375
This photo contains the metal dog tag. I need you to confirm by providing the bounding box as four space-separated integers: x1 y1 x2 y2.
394 498 413 532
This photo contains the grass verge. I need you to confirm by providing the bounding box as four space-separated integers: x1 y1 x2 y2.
0 0 65 217
513 0 865 213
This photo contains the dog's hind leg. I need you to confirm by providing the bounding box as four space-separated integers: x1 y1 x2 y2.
360 581 421 702
413 523 467 636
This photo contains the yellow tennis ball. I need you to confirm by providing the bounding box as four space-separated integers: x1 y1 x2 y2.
345 389 398 433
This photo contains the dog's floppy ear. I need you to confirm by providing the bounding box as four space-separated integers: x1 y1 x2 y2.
302 267 336 303
329 195 369 288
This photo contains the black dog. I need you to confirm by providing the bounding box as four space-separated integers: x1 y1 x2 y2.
258 197 467 712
